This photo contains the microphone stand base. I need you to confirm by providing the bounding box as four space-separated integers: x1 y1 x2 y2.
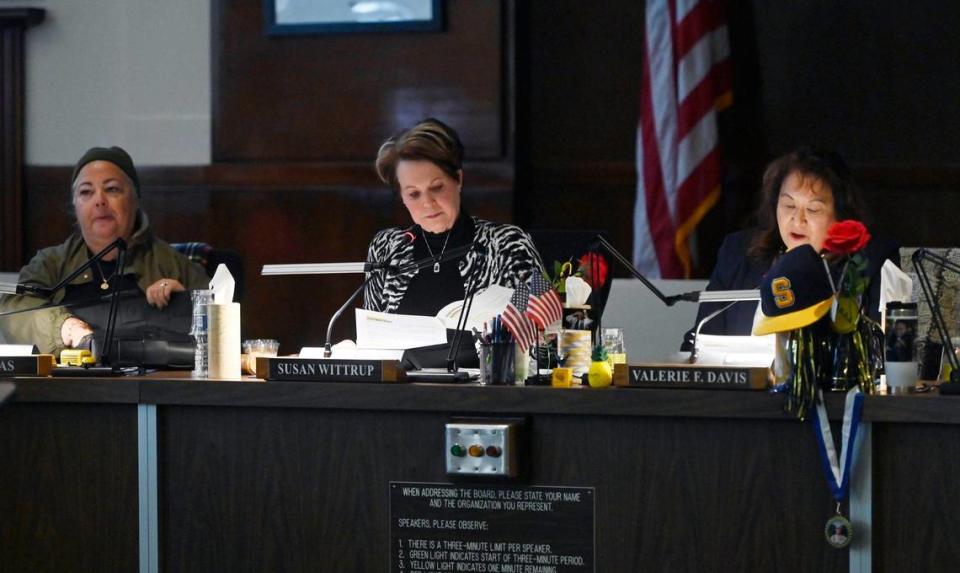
938 382 960 395
524 374 552 386
405 369 474 383
49 365 138 377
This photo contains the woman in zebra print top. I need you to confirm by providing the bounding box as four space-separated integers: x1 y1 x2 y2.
364 118 545 315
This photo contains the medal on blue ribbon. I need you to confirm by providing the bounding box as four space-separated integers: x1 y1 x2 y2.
810 386 864 549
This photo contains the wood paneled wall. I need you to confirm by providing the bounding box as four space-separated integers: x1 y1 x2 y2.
17 1 515 352
0 9 45 271
13 1 960 351
213 0 512 162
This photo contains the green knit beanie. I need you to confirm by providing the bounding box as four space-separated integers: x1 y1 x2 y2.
71 146 140 196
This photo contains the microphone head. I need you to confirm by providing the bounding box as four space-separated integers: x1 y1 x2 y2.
401 225 419 244
16 283 52 297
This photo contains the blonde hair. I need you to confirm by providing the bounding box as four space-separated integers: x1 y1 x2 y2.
375 118 464 191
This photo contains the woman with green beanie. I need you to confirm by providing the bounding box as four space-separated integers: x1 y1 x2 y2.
0 146 208 356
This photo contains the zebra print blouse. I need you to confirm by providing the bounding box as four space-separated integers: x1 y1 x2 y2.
363 217 545 313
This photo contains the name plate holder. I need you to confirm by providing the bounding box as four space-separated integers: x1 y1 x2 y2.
613 363 769 390
256 356 407 383
0 355 56 377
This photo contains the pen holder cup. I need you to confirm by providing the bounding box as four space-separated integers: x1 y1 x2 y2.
480 342 515 385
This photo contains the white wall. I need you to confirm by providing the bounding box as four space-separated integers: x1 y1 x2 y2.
20 0 211 165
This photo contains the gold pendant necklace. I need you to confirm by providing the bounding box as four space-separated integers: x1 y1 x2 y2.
94 259 116 290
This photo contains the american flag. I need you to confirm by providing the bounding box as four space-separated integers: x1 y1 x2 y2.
633 0 732 278
525 274 563 331
501 284 538 351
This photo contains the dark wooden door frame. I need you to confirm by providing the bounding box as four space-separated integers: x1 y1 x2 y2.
0 8 44 271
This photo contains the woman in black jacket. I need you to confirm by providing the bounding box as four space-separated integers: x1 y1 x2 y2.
682 146 899 349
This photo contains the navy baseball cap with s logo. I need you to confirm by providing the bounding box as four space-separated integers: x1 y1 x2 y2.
753 244 836 336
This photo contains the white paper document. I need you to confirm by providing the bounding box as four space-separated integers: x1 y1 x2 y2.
300 341 405 361
0 344 35 356
689 334 776 366
355 308 448 350
434 285 514 331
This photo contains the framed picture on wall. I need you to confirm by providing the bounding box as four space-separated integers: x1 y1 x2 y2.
264 0 444 35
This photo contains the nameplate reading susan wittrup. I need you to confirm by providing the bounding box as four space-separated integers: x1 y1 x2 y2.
257 357 406 383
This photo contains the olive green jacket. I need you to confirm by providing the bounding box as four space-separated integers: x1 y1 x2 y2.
0 213 208 355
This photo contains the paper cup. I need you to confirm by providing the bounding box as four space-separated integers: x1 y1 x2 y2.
885 361 917 395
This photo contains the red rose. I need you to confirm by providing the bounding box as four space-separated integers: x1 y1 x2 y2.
577 253 608 289
822 220 870 256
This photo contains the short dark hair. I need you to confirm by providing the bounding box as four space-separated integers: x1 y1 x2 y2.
375 118 464 191
748 146 868 261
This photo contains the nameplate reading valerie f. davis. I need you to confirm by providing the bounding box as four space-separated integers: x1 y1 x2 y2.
613 363 768 390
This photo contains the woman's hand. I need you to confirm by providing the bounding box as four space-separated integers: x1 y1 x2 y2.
146 278 185 309
61 317 94 348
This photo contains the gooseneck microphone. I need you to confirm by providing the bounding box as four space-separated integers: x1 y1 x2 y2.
687 301 739 363
0 238 127 301
587 234 761 362
0 290 142 318
321 236 476 358
0 238 128 370
445 244 486 376
322 227 418 358
321 238 475 358
589 234 759 306
589 235 684 306
0 282 50 297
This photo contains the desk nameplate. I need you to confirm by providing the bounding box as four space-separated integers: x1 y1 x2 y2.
256 356 406 383
614 363 769 390
0 355 55 377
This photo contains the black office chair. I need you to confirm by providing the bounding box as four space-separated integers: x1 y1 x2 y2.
171 242 244 302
